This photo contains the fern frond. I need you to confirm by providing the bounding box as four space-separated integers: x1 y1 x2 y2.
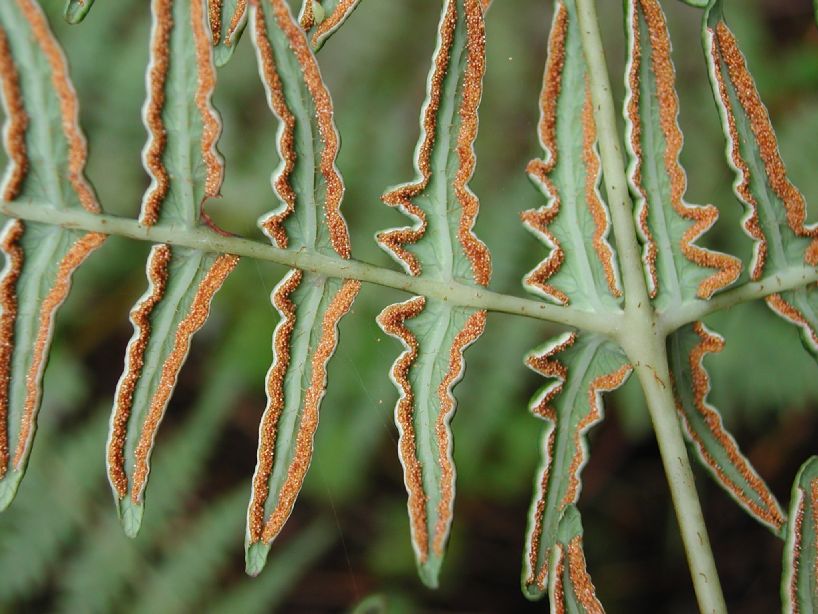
668 322 785 534
374 0 491 587
522 331 630 600
702 0 818 361
105 0 239 537
624 0 740 308
0 0 105 509
243 0 359 576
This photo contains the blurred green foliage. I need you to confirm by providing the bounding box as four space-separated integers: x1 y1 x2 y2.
0 0 817 611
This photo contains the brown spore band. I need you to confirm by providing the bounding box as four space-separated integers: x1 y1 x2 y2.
563 363 632 507
582 84 622 298
376 297 429 561
262 0 350 259
252 2 297 249
130 253 239 502
224 0 247 45
433 308 486 555
191 0 224 202
0 26 28 202
453 0 491 287
634 0 741 299
765 293 818 353
140 0 173 227
16 0 99 214
13 232 106 468
0 221 24 477
675 322 785 530
107 244 172 498
523 331 576 591
247 268 302 542
259 279 360 542
311 0 358 46
522 3 569 305
566 536 604 613
714 21 818 268
377 0 457 277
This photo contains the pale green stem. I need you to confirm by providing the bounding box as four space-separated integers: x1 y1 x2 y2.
574 0 727 612
0 198 611 332
660 264 818 333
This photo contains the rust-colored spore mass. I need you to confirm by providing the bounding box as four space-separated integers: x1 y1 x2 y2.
454 0 491 287
253 5 297 249
377 296 429 561
248 268 302 542
521 3 569 305
433 309 486 555
563 363 632 505
0 28 28 202
225 0 247 45
130 253 239 502
16 0 99 214
582 85 621 298
523 331 576 591
378 0 457 277
192 0 224 202
566 536 604 613
631 1 741 299
714 21 818 268
0 221 24 477
553 546 567 614
299 0 315 30
312 0 357 45
208 0 222 42
259 279 360 542
676 322 785 529
765 293 818 353
262 0 350 259
107 245 172 499
626 6 658 298
789 487 805 613
13 231 106 468
141 0 173 227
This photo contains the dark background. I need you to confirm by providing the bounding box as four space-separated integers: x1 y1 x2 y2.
1 0 818 612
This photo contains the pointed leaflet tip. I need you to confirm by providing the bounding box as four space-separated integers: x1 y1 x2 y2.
245 541 271 576
64 0 96 24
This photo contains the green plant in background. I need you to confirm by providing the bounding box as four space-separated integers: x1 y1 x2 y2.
0 0 816 612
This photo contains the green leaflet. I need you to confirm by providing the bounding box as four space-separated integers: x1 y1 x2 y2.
375 0 491 588
105 0 239 536
519 2 628 604
703 0 818 361
782 456 818 612
0 0 106 509
522 332 631 600
64 0 96 24
668 322 785 535
624 0 740 311
211 0 249 67
244 0 358 576
548 506 605 613
522 0 623 313
298 0 362 51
